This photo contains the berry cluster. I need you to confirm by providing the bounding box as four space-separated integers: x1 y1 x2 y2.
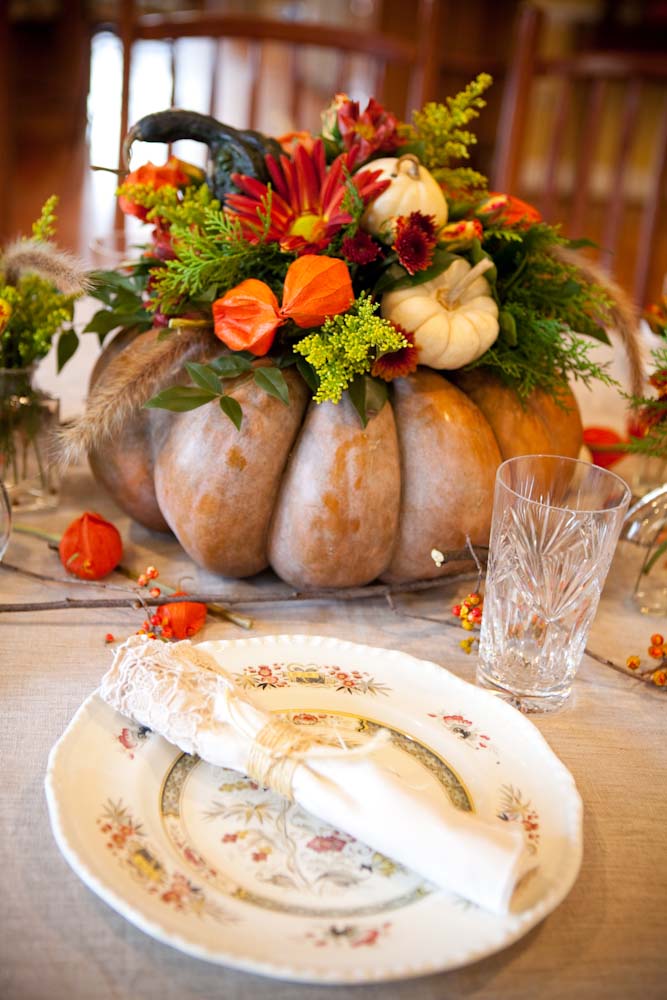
626 633 667 686
452 592 483 654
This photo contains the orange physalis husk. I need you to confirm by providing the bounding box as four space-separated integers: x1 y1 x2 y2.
59 511 123 580
477 192 542 228
212 279 283 356
280 255 353 328
155 591 207 640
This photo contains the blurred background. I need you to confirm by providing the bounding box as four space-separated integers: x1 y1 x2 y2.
2 0 666 416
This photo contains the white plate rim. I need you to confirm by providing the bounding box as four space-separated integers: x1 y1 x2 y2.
45 633 583 983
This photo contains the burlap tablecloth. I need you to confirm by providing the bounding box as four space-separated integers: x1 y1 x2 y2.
2 467 665 1000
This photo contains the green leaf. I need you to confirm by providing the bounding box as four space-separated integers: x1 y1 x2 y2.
295 356 319 392
88 269 139 293
56 328 79 372
83 310 123 336
364 375 389 416
583 324 612 346
209 354 253 377
384 247 459 292
253 366 290 406
347 374 388 427
185 362 223 394
84 309 151 337
144 386 217 411
347 374 369 427
219 394 243 430
498 309 517 347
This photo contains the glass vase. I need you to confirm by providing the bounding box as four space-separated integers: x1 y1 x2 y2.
0 368 61 512
623 484 667 615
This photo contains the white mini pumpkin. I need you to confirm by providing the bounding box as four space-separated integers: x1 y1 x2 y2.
361 155 448 240
381 258 500 369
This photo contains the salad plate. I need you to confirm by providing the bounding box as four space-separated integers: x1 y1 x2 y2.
45 635 582 983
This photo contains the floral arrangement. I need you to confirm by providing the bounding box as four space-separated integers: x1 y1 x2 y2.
0 196 86 371
86 75 631 430
0 199 87 507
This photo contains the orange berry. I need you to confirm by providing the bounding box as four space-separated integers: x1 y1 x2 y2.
648 645 664 659
137 574 148 587
650 633 664 646
146 566 159 579
149 587 161 598
469 607 482 622
626 655 641 670
104 633 115 644
461 620 474 631
468 593 481 606
452 604 462 617
651 669 667 686
150 614 161 626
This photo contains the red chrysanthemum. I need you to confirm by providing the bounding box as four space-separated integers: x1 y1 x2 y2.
334 96 404 162
340 229 381 265
371 326 419 381
225 139 389 256
393 212 437 275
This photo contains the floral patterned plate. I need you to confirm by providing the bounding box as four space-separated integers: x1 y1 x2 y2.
45 634 582 983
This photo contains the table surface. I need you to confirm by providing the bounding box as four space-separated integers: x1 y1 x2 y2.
2 466 666 1000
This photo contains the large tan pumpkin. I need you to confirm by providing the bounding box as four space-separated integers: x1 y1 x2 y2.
88 329 583 588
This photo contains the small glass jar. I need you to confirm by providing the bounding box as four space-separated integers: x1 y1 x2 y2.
0 368 61 512
624 483 667 616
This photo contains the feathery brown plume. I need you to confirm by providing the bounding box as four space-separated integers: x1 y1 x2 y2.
2 239 90 295
58 326 215 465
553 246 644 399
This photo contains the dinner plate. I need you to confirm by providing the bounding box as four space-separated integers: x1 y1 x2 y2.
45 635 582 983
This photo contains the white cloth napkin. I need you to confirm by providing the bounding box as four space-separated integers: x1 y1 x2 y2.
99 635 533 914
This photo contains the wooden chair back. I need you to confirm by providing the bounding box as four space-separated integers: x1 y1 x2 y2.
493 4 667 307
115 1 440 160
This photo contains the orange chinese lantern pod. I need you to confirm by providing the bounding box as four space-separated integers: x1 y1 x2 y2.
155 592 207 639
212 279 283 355
59 512 123 579
280 255 354 328
582 426 625 469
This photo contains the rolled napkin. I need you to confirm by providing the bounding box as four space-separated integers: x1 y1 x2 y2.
99 635 533 914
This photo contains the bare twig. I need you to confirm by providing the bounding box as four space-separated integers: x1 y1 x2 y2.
10 524 252 629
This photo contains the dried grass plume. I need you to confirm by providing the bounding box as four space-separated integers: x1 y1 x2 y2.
59 326 215 466
2 239 90 296
554 246 644 399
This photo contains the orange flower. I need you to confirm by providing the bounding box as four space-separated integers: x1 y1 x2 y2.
213 256 353 354
439 219 484 248
154 592 207 639
276 130 317 155
476 193 541 228
59 512 123 579
118 156 198 220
